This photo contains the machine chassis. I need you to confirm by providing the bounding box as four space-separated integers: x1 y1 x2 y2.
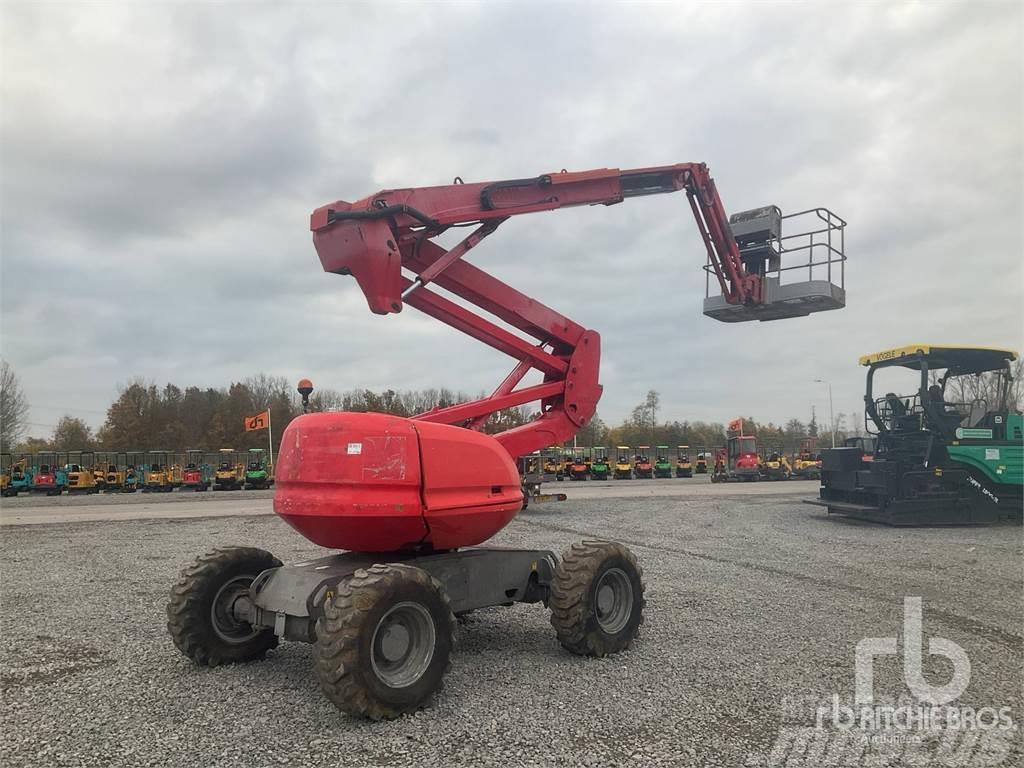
245 547 557 643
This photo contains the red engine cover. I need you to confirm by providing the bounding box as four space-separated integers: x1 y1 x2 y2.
273 412 523 552
736 454 759 470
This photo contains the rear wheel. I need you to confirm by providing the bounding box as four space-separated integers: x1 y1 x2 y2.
315 564 455 720
550 540 644 657
167 546 281 666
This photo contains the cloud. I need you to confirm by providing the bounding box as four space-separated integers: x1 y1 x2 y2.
2 1 1021 436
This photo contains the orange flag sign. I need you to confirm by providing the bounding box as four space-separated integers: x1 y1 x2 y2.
245 410 270 432
728 418 743 433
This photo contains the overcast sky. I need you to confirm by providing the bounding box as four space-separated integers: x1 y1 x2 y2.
2 1 1022 437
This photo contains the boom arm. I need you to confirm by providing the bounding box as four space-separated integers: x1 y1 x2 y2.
311 164 787 458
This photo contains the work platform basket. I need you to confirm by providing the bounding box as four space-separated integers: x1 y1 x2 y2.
703 206 846 322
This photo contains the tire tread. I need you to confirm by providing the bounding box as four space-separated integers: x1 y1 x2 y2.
166 546 281 667
549 540 645 657
314 563 455 720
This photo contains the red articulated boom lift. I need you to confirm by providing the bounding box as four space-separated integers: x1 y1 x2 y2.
169 164 846 719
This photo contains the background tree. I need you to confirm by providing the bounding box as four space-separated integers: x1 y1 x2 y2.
244 373 291 411
96 380 158 450
819 411 848 449
51 416 95 450
1 359 29 451
848 412 863 437
180 387 226 446
307 387 345 412
783 418 807 453
625 390 661 445
206 382 257 449
574 414 607 447
13 436 50 454
644 390 659 443
937 358 1023 413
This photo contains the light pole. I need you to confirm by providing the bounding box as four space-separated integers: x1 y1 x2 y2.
814 379 835 448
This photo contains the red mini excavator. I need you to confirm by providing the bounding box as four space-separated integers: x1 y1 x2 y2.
169 163 846 719
711 434 762 483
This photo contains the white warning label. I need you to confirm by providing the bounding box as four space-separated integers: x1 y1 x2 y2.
347 442 363 455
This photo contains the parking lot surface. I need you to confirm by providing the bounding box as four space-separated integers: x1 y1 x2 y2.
1 481 1020 767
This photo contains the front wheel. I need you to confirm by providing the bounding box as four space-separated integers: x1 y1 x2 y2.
549 540 645 657
167 546 281 666
315 563 456 720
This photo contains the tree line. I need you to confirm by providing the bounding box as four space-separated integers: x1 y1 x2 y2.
1 367 533 454
3 359 1020 456
0 369 836 456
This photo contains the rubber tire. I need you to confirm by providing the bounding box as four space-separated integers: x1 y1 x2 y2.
166 546 281 666
314 563 455 720
549 540 645 657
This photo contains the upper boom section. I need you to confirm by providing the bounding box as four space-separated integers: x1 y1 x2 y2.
311 164 762 314
308 163 846 459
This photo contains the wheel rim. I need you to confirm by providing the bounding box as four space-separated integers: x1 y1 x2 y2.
210 575 259 644
595 567 633 634
370 601 436 688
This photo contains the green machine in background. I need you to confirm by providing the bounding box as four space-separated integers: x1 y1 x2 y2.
808 345 1022 525
590 447 612 480
244 448 273 490
653 446 673 478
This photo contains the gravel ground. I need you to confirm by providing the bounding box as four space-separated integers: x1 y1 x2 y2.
1 490 1021 767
